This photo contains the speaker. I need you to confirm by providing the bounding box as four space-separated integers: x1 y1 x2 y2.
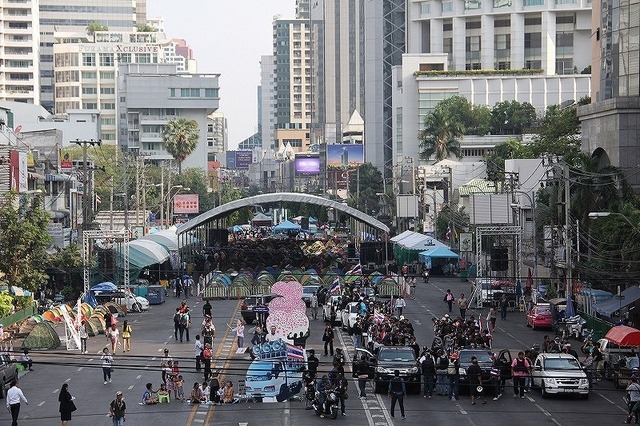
208 229 229 247
491 247 509 271
347 243 356 258
300 217 309 230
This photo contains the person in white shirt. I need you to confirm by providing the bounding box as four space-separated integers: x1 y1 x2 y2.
194 335 204 372
78 320 88 354
228 320 245 348
395 296 407 317
19 350 33 371
6 379 28 426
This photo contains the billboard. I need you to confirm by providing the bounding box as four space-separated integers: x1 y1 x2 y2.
294 155 320 175
173 194 199 214
326 144 364 170
225 151 253 170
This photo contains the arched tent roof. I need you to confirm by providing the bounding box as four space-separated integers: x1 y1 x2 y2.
176 192 390 234
139 229 179 251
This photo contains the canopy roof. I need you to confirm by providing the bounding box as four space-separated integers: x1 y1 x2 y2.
139 229 179 251
126 240 170 269
593 286 640 317
176 192 390 235
274 220 302 232
419 246 460 261
604 325 640 347
390 230 414 243
394 232 430 248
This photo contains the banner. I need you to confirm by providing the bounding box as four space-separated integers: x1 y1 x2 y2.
173 194 199 214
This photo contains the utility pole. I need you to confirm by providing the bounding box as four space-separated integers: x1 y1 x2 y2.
135 157 140 226
73 139 101 234
160 161 165 229
563 162 572 300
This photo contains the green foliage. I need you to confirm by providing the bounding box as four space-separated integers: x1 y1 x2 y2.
489 100 537 135
419 101 464 162
530 104 581 156
220 185 251 225
47 246 84 297
137 24 157 32
0 192 51 293
414 69 544 77
347 163 384 214
86 22 108 35
163 118 200 174
0 293 13 318
435 205 470 241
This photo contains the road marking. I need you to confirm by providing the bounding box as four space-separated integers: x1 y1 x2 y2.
128 385 134 390
596 390 628 413
65 378 71 383
284 400 291 426
414 320 422 326
136 375 142 379
52 389 59 394
38 401 45 407
77 367 83 372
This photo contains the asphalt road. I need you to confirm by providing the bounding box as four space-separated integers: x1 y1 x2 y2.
1 277 627 426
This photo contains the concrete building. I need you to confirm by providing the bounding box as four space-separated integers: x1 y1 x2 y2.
39 0 139 113
117 63 220 172
206 111 227 162
162 38 197 73
261 55 275 150
0 0 40 105
53 30 167 144
578 0 640 189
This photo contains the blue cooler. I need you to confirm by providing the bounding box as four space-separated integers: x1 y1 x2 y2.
146 285 165 305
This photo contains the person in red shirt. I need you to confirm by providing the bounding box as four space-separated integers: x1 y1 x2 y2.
511 351 531 398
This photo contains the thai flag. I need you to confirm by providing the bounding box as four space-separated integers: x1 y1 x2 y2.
373 311 385 325
349 263 362 275
330 277 341 295
286 343 305 361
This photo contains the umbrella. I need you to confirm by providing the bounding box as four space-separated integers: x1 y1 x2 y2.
565 291 575 318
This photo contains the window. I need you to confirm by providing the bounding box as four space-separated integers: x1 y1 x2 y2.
100 71 114 79
556 58 574 74
99 53 114 67
101 118 116 125
100 87 115 94
82 87 97 94
100 102 115 110
495 34 511 51
83 102 97 109
442 1 453 11
82 53 95 67
524 33 542 48
135 54 151 63
556 32 573 47
466 36 481 52
523 0 544 5
524 16 542 25
494 18 511 28
525 59 542 69
556 14 575 24
180 88 201 97
119 53 131 64
204 88 219 97
421 2 430 14
466 21 482 30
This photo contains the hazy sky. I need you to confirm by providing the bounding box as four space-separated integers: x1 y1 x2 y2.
147 0 295 149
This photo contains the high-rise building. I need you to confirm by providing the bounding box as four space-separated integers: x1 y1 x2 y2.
206 111 227 162
39 0 139 113
407 0 592 75
117 63 220 171
162 39 197 73
0 0 40 104
261 55 275 151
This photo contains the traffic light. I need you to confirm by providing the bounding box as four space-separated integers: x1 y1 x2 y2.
491 247 509 271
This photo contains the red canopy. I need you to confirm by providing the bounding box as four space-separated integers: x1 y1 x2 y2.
604 325 640 347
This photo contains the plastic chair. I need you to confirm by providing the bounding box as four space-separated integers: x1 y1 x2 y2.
158 393 171 404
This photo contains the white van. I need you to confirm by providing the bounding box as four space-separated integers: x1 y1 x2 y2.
96 289 149 312
244 359 304 400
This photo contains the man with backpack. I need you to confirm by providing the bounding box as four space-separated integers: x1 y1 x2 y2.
388 370 406 419
511 351 531 398
435 349 449 396
420 350 436 398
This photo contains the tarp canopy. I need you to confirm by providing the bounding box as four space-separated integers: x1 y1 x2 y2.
418 246 460 262
394 232 430 248
604 325 640 347
408 237 447 252
139 229 179 251
274 220 302 232
390 230 415 243
126 240 170 269
593 286 640 317
251 213 273 226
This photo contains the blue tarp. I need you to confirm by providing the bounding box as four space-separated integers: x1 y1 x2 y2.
83 282 118 307
593 286 640 317
274 220 301 232
418 246 460 263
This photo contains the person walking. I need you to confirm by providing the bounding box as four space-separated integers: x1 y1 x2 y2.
310 292 319 320
101 348 113 385
202 299 212 318
160 348 173 384
466 356 487 405
194 335 204 372
511 351 530 398
500 294 509 320
6 379 28 426
457 294 468 321
388 370 406 419
322 322 334 356
486 308 497 332
394 296 406 317
228 320 245 348
201 317 216 347
58 383 76 426
108 391 126 426
121 320 132 352
107 324 119 354
173 308 181 340
178 311 191 342
78 321 88 354
202 343 213 382
625 376 640 424
444 290 455 313
355 355 370 398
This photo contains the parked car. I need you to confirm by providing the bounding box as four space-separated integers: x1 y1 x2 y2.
95 289 149 312
531 353 589 399
526 303 553 330
322 295 343 325
340 302 360 332
458 348 512 395
240 294 280 324
353 346 421 394
0 353 18 399
301 285 321 307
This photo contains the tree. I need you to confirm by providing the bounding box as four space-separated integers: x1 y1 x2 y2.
347 163 384 214
484 138 534 182
86 22 108 35
419 107 464 162
162 118 200 174
490 100 536 135
137 24 157 32
47 246 84 300
530 98 590 157
0 193 51 293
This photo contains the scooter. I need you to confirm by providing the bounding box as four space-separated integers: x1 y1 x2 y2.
312 389 339 419
423 270 430 283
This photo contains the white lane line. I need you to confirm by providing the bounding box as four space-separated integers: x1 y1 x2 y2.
284 399 291 426
52 389 59 394
77 367 83 372
38 401 45 407
128 385 134 390
136 375 142 379
65 378 71 383
596 390 628 413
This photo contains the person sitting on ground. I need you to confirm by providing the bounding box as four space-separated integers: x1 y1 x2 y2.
189 382 204 404
20 349 33 371
200 381 210 403
157 383 170 401
222 380 238 404
140 383 159 405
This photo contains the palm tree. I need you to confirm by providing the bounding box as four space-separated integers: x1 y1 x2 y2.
162 118 199 174
419 108 463 162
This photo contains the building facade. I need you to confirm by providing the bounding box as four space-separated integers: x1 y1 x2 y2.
117 63 219 172
39 0 140 113
0 0 40 104
206 111 227 162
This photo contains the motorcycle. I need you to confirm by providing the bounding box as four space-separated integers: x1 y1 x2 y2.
312 389 339 419
423 270 430 283
304 380 316 407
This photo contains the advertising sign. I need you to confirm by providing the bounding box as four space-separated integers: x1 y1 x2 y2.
459 232 473 252
60 148 74 171
326 144 364 170
294 155 320 175
173 194 199 214
226 151 253 170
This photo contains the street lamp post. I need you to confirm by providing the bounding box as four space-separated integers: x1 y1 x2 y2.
588 211 640 233
513 191 538 280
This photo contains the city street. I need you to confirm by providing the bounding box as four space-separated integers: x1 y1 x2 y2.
2 276 626 425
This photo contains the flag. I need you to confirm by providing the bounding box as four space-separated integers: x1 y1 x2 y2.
330 277 341 295
348 263 362 275
95 194 102 205
286 343 305 361
445 226 451 240
373 311 385 325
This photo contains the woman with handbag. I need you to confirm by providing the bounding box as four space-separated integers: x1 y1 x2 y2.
58 383 76 426
625 377 640 424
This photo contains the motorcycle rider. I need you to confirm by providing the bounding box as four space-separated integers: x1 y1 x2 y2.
316 375 332 418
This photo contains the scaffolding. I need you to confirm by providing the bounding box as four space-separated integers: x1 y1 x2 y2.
82 229 129 293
